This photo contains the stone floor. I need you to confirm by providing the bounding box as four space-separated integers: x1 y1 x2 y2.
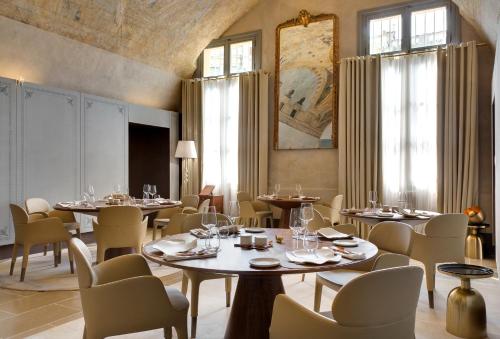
0 230 499 338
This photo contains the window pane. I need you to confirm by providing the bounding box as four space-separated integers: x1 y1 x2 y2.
203 46 224 77
230 40 253 74
369 15 402 54
411 6 447 49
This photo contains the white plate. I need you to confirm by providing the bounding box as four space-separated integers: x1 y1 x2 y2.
244 227 266 233
249 257 280 268
332 239 359 247
286 248 342 265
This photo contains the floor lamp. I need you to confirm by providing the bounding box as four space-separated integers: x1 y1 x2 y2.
175 140 198 197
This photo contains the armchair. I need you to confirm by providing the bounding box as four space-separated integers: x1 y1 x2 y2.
314 194 343 225
70 238 188 339
237 191 273 227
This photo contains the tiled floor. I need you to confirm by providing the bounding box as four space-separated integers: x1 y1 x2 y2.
0 229 499 339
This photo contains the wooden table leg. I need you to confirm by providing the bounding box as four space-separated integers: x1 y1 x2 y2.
278 208 291 228
224 274 285 339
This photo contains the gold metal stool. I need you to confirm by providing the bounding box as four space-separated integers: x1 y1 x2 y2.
465 223 489 259
438 264 494 338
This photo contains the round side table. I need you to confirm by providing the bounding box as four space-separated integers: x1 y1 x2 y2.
438 263 494 338
466 223 489 259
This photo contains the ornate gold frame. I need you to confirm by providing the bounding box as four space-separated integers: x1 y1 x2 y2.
274 10 339 149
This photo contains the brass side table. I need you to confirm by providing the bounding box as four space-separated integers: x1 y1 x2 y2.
438 264 494 338
466 223 489 259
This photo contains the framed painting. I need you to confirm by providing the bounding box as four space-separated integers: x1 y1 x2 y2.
274 10 339 150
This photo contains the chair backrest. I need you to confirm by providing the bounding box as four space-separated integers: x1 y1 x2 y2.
239 200 256 219
10 204 29 225
181 195 199 209
181 213 231 232
368 221 413 255
308 209 327 231
25 198 51 214
332 266 423 328
70 238 96 289
330 194 343 223
198 199 210 212
237 191 252 202
333 223 358 237
162 213 189 236
372 253 410 270
424 213 467 237
97 206 143 226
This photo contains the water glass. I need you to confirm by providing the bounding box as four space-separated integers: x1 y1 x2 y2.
303 230 318 254
295 183 302 196
289 208 304 239
228 201 240 225
87 184 95 202
218 220 230 239
114 184 122 194
143 184 150 200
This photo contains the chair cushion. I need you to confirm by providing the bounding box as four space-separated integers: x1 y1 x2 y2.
317 269 364 290
154 218 170 226
165 287 189 312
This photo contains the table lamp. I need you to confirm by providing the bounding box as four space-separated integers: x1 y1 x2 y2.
175 140 198 194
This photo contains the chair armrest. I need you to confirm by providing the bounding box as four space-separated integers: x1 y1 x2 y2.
251 200 270 212
93 254 152 284
155 206 182 219
48 210 76 223
24 218 69 243
82 276 183 335
27 213 47 222
270 294 338 339
314 205 332 219
182 207 198 214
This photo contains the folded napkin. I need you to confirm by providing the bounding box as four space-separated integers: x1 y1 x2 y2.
152 235 198 256
317 227 352 240
331 246 366 260
146 202 160 207
286 248 341 265
162 248 218 261
56 202 75 208
190 228 210 238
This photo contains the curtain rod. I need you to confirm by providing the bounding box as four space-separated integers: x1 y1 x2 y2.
191 70 270 82
338 42 489 64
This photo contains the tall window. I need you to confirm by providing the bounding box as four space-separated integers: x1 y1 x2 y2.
359 0 460 55
198 31 261 78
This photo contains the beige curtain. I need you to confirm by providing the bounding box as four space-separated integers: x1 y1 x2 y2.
181 79 203 197
237 71 269 198
338 56 381 238
438 42 479 213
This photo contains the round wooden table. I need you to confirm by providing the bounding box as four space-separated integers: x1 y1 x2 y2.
142 228 377 339
340 209 439 227
53 199 182 217
257 196 321 228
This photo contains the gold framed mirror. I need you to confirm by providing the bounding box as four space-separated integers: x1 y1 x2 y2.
274 10 339 150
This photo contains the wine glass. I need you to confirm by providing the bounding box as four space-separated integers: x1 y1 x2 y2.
113 184 122 194
397 191 407 210
228 201 240 225
299 202 314 232
274 183 281 197
295 183 302 196
368 191 378 210
303 230 318 255
143 184 150 201
289 208 304 239
150 185 157 199
87 184 95 203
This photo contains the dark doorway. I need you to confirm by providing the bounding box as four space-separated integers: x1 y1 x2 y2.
129 123 170 199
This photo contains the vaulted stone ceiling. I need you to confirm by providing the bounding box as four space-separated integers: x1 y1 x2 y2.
0 0 258 78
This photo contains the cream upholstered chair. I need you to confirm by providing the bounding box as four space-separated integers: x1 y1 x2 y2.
153 206 182 240
195 199 210 213
270 266 423 339
180 213 233 338
93 206 148 263
410 213 467 308
180 195 200 214
70 238 188 339
315 194 344 225
25 197 81 241
314 221 413 311
9 204 74 281
237 191 273 227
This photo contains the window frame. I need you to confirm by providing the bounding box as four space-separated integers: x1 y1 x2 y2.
358 0 460 56
196 30 262 78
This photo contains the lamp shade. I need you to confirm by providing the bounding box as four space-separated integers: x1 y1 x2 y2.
175 140 197 159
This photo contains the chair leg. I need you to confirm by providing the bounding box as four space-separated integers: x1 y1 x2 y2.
424 262 436 308
53 242 60 267
181 272 189 295
96 245 106 264
20 244 31 282
43 244 48 256
76 228 81 239
225 276 232 307
153 223 158 240
174 322 189 339
301 274 305 282
314 279 323 312
428 290 434 309
164 326 172 339
10 243 18 275
67 241 74 274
